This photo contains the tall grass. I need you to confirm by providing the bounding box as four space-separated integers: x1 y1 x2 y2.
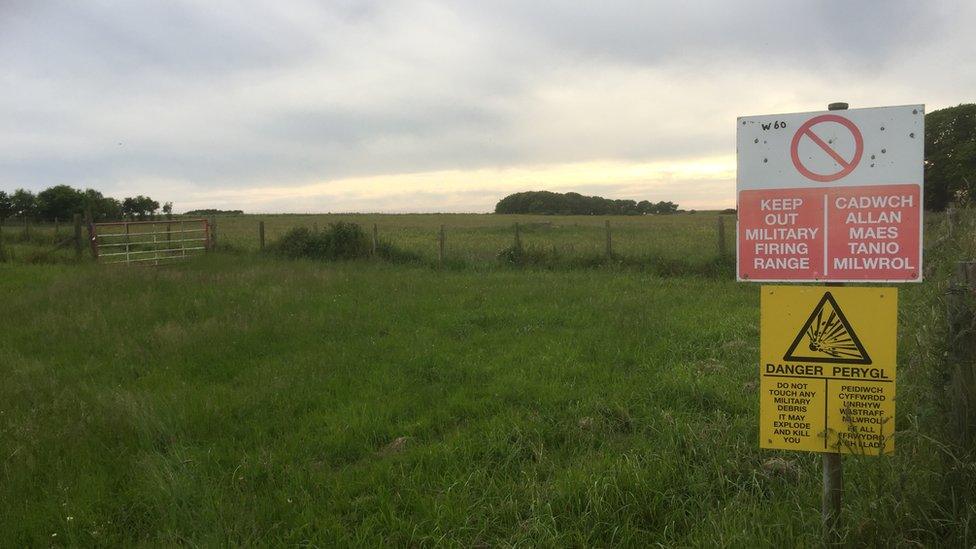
0 208 974 544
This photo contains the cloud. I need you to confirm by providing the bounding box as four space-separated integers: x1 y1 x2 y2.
1 1 973 212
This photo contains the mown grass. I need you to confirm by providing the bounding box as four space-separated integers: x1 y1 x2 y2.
1 204 974 545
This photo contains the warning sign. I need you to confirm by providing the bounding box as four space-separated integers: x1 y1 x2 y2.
736 105 924 283
783 292 870 364
760 286 896 455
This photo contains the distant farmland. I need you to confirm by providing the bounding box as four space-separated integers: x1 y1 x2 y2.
216 212 733 267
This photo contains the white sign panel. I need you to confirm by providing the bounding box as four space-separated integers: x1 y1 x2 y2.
736 105 924 283
737 105 924 191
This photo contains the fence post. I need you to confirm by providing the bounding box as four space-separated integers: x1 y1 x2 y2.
87 223 98 259
372 223 378 256
259 221 266 251
23 217 29 239
55 217 60 236
514 222 522 251
73 214 82 258
947 261 976 438
717 216 727 257
605 220 612 258
124 222 131 264
85 209 97 259
947 261 976 364
438 224 445 265
209 216 217 250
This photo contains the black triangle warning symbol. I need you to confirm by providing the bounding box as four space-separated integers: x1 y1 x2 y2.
783 292 871 365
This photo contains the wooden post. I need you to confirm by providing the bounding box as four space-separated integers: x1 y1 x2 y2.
73 214 82 258
947 206 955 238
717 216 727 257
124 222 131 264
259 221 266 250
23 217 29 239
54 217 60 236
371 223 378 256
822 452 843 541
947 261 976 437
514 222 522 251
605 220 612 258
438 224 445 265
209 216 217 250
152 221 159 265
821 101 848 545
947 261 976 364
86 209 97 259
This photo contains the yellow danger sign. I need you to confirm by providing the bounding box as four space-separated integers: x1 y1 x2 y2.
760 286 896 455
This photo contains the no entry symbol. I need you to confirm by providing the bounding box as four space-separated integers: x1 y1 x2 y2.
790 114 864 182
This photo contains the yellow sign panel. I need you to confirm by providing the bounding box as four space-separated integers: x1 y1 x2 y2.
760 286 896 455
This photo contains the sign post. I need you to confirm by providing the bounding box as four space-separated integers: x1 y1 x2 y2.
739 101 922 543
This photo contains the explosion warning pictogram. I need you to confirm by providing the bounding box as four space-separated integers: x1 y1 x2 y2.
783 292 871 364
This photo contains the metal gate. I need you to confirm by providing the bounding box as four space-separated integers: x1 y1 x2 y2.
91 219 210 265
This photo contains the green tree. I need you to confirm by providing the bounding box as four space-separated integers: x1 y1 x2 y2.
162 202 173 219
122 195 160 220
84 189 122 221
0 191 13 225
37 184 86 221
925 104 976 211
11 189 37 219
139 196 160 220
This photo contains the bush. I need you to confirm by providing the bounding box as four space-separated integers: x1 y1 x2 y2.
270 222 423 264
271 222 370 260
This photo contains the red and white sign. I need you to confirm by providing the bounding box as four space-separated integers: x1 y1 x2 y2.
736 105 924 282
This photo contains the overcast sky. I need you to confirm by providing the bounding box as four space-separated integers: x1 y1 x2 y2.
2 1 973 212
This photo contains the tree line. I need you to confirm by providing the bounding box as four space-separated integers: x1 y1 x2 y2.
495 191 679 215
0 185 172 224
925 104 976 211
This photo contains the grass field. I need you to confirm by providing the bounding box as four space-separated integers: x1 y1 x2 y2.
201 212 732 268
1 211 974 545
2 213 733 271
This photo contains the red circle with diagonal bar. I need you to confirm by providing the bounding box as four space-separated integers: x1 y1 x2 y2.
790 114 864 182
